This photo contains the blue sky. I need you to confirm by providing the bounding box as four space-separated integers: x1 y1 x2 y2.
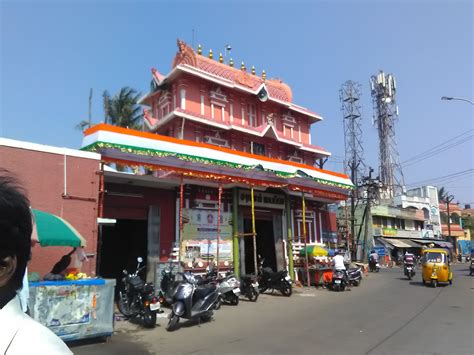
1 0 473 204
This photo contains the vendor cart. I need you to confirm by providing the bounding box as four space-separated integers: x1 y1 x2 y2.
28 278 116 341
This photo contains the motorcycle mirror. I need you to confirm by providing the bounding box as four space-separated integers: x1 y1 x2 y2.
137 257 143 263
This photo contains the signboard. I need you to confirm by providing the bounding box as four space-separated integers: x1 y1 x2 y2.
373 246 386 257
181 208 233 263
238 190 285 210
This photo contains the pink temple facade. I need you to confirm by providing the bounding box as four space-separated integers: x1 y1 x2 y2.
140 40 330 167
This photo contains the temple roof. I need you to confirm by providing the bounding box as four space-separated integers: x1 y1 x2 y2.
141 40 321 120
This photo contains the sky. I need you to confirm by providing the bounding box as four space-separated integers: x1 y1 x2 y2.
1 0 473 205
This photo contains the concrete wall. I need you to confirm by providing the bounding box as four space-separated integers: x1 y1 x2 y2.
0 143 100 276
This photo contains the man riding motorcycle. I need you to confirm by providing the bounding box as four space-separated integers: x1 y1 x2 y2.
369 249 379 272
332 250 350 289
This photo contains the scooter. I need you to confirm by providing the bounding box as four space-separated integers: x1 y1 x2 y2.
257 258 292 297
347 266 362 287
331 269 347 292
166 271 219 331
369 258 380 272
404 262 416 280
159 261 182 306
240 274 259 302
117 257 160 328
201 267 240 306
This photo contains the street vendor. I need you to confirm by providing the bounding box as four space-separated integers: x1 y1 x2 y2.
0 171 72 354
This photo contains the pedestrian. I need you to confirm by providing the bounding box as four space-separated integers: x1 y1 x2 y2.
0 171 72 354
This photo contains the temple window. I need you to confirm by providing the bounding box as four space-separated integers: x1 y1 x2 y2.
248 104 257 127
200 94 205 115
251 142 265 156
180 88 186 110
230 103 234 123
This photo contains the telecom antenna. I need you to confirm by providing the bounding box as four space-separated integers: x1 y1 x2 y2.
340 81 365 255
340 81 365 186
370 70 405 198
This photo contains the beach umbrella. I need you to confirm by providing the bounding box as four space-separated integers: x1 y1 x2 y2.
31 209 87 247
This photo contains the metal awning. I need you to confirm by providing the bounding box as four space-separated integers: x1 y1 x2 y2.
380 237 420 249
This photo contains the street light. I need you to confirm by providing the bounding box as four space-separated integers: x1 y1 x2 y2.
441 96 474 105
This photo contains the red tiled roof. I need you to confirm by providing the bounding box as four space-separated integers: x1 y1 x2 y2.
171 40 315 107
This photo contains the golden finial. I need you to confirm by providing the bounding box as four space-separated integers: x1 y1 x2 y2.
229 58 234 67
262 70 266 80
219 53 223 63
251 65 256 75
209 49 213 59
197 44 202 55
241 61 246 71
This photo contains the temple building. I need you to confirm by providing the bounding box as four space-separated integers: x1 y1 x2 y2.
82 40 352 282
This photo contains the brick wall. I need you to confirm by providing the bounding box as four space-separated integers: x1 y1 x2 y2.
0 144 100 276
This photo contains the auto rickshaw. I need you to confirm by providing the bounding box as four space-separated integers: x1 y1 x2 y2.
421 248 452 287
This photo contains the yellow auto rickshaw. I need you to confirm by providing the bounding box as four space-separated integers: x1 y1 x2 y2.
421 248 453 287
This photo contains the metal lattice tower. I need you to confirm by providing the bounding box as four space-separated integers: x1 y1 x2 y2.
370 71 405 198
340 81 366 255
340 81 365 186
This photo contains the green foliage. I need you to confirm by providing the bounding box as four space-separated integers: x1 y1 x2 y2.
103 87 143 130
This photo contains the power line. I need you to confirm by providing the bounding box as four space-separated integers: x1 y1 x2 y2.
402 132 473 167
402 129 473 164
406 168 474 186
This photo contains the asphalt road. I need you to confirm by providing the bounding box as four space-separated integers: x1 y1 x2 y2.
72 264 473 355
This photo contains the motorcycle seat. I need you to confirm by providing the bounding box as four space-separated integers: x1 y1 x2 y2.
195 285 217 299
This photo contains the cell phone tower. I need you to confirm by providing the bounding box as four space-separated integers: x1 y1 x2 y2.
340 81 366 187
340 80 365 256
370 71 405 198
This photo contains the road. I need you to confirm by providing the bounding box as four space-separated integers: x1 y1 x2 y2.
72 265 473 355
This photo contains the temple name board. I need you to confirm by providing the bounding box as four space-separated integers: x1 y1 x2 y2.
238 190 285 210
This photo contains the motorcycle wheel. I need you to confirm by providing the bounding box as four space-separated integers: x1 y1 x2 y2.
353 279 361 287
280 282 292 297
431 279 437 288
143 309 156 328
230 293 239 306
214 296 222 310
407 274 412 280
117 291 136 318
376 268 380 273
247 288 258 302
201 311 213 323
166 313 179 332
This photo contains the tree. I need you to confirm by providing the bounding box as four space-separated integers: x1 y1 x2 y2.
438 187 448 203
103 87 143 129
76 87 143 131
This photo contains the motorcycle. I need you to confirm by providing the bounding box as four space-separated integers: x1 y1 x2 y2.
159 261 182 306
331 269 347 291
369 258 380 272
117 257 160 328
257 258 292 297
404 262 416 280
201 267 240 306
240 274 259 302
347 266 362 287
166 271 220 331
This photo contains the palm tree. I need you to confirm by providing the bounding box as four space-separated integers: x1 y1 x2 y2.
103 87 143 129
438 187 448 203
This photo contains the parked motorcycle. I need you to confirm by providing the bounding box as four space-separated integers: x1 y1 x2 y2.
166 271 219 331
331 269 347 291
159 261 182 306
201 267 241 306
117 257 160 328
347 266 362 287
240 274 259 302
257 259 292 297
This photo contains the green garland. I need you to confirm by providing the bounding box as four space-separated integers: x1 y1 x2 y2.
82 141 353 190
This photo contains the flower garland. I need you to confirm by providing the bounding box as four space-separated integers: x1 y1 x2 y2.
83 141 353 190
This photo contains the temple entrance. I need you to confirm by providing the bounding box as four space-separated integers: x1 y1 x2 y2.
98 219 148 292
243 218 277 274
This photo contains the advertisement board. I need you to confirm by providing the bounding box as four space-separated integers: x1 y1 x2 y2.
181 208 233 263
